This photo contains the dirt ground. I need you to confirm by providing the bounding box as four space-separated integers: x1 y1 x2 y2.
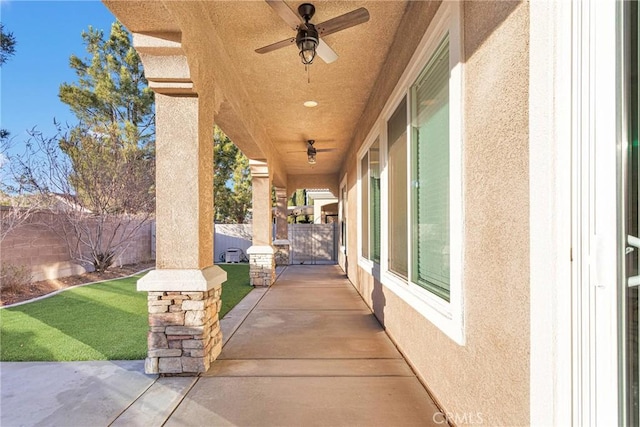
0 261 155 307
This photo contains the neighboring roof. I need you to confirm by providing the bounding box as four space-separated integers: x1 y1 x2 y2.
272 205 314 216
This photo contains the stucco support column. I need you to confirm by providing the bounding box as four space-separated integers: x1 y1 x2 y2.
273 187 290 265
247 160 275 286
133 33 226 375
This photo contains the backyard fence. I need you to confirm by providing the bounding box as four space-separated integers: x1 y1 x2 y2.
214 224 253 262
1 210 155 282
215 223 338 265
1 216 337 283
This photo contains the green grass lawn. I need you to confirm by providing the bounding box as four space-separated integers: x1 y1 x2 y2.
0 264 252 361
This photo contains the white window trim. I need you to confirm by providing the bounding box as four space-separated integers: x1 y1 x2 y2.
339 174 348 255
358 1 465 344
528 1 574 424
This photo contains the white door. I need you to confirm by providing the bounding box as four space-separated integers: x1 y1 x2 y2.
530 1 638 424
573 1 638 425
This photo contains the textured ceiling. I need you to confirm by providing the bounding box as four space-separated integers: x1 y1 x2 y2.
104 0 408 179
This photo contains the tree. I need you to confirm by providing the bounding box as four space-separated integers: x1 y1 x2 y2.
0 24 16 66
289 189 310 223
54 21 154 272
5 22 155 273
8 124 154 272
0 192 45 243
59 21 154 148
1 24 16 142
213 127 252 223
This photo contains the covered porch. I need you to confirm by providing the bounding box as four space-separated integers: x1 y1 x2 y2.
101 0 436 376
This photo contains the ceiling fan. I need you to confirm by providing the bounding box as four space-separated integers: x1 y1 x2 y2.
288 140 336 164
256 1 370 65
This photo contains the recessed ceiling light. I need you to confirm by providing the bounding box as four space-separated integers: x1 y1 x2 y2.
304 100 318 108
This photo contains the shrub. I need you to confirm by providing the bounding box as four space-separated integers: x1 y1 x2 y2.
0 264 32 294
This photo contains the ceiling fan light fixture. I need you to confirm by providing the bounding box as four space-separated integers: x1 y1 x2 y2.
308 151 317 164
296 24 319 65
307 140 317 164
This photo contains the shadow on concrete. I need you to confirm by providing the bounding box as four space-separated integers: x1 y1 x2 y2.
371 263 386 328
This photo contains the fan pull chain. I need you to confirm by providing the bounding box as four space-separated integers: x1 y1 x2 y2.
306 64 311 84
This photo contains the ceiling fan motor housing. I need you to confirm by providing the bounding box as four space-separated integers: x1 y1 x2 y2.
296 23 319 47
297 3 316 21
307 140 317 156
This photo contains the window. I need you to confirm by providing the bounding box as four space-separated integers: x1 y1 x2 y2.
411 37 451 301
370 139 381 263
357 1 462 343
360 153 369 260
340 184 347 250
388 97 408 278
360 139 381 263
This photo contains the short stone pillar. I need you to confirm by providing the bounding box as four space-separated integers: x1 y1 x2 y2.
248 160 275 287
273 239 291 266
138 267 227 374
247 245 275 287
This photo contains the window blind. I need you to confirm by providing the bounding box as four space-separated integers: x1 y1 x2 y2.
411 37 450 300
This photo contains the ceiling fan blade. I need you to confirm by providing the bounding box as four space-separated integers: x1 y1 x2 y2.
265 0 304 30
316 38 338 63
255 36 296 54
317 7 370 38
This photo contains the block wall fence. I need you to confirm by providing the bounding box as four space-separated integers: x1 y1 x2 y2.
1 210 155 281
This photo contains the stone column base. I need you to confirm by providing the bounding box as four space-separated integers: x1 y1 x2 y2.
273 239 291 266
247 245 275 287
138 266 227 375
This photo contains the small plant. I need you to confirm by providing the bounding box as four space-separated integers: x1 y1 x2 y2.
0 263 32 294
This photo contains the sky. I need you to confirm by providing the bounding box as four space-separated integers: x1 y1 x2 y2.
1 1 117 149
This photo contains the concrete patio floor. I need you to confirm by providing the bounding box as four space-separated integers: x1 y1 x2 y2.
1 265 442 426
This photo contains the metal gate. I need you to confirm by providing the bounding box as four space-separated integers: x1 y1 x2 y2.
289 223 338 265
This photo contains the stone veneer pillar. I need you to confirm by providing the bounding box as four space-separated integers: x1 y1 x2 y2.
139 267 226 374
248 160 275 287
133 33 226 374
273 187 290 266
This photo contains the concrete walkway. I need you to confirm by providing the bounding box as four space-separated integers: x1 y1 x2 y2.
1 265 441 427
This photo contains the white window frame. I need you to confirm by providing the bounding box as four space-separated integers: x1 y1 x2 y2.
358 1 464 344
339 174 348 255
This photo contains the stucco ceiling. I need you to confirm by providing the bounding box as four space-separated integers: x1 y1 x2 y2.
104 0 408 182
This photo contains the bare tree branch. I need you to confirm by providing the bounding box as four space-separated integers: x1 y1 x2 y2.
4 124 154 272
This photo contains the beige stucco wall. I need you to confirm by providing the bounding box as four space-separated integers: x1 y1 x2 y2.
341 1 530 425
